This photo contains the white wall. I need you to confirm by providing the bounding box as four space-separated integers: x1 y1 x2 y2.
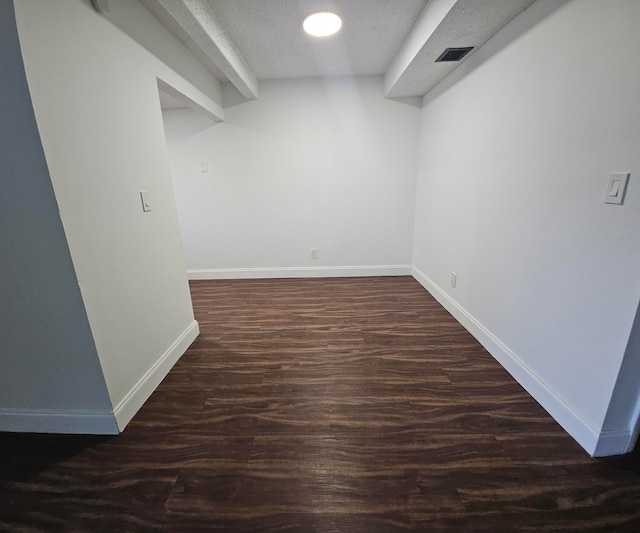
600 303 640 442
163 77 420 278
0 0 114 433
13 0 217 430
413 0 640 455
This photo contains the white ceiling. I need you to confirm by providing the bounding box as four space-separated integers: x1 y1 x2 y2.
207 0 428 80
144 0 539 100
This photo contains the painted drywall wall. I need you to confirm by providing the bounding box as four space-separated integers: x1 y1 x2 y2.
598 301 640 455
0 0 115 433
413 0 640 455
14 0 207 429
163 77 420 278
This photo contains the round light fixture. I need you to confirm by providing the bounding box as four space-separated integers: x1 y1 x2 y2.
303 12 342 37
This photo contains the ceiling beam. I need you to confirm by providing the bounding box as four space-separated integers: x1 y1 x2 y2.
384 0 537 98
384 0 457 98
142 0 258 100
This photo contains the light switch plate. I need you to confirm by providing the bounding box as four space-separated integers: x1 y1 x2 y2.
140 191 152 212
605 173 630 205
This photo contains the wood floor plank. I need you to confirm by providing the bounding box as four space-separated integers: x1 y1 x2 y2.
1 276 640 531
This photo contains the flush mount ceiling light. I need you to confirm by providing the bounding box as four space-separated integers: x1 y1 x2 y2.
303 12 342 37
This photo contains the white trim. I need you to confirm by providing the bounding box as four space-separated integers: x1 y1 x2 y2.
0 408 118 435
187 265 413 280
627 397 640 454
593 428 635 457
411 266 603 457
0 320 200 435
112 320 200 431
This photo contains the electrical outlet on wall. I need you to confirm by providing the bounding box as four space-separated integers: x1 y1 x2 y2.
451 272 457 288
311 248 318 260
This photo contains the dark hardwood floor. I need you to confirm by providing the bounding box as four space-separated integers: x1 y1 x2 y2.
2 276 640 531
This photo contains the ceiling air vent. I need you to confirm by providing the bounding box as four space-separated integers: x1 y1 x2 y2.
435 47 474 62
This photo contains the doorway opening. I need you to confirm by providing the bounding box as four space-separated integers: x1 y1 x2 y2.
155 79 220 278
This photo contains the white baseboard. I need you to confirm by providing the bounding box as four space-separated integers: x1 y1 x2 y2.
0 321 200 436
188 265 413 280
411 266 620 457
112 320 200 431
0 408 119 435
593 429 636 458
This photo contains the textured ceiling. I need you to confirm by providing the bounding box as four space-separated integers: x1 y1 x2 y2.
144 0 540 100
386 0 538 97
206 0 428 80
